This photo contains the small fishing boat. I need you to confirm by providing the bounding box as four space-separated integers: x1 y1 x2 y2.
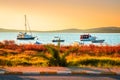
35 41 41 44
17 15 35 40
52 40 65 42
92 39 105 43
34 38 41 44
80 34 96 41
52 36 65 42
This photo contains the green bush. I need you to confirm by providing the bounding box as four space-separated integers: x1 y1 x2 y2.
38 46 71 67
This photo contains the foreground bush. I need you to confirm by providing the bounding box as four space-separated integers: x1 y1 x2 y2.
37 46 71 66
0 40 120 67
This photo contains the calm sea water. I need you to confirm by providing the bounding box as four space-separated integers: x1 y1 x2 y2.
0 32 120 45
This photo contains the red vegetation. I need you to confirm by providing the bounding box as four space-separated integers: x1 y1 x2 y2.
0 40 120 57
60 44 120 57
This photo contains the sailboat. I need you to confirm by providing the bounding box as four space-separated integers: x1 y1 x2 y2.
17 15 35 40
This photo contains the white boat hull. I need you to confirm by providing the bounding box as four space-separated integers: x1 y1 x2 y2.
92 40 105 43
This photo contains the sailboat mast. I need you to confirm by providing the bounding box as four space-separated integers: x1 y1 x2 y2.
24 15 27 33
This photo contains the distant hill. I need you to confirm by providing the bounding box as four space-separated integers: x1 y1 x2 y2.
43 29 83 33
44 27 120 33
0 28 22 32
0 27 120 33
83 27 120 33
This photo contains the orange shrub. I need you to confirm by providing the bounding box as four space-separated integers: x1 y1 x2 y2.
19 44 46 51
0 40 120 57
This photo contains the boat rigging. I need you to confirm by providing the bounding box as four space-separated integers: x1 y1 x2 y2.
17 15 35 40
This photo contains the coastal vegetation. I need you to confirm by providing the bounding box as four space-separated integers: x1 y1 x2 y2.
0 40 120 67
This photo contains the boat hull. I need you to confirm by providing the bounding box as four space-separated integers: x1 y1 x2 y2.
81 39 93 41
52 40 65 42
17 37 35 40
92 40 105 43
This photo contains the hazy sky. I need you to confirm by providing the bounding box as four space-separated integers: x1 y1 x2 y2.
0 0 120 31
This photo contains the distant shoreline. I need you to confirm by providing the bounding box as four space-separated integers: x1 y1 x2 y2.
0 31 120 33
0 27 120 33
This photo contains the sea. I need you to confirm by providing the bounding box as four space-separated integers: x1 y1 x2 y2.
0 32 120 46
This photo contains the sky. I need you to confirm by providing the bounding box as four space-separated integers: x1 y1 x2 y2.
0 0 120 31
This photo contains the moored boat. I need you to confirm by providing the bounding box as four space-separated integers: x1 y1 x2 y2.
17 15 35 40
52 36 65 42
80 34 96 41
52 39 64 42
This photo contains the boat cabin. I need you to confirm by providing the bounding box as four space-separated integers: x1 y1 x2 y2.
17 32 35 40
80 34 96 41
80 34 91 39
